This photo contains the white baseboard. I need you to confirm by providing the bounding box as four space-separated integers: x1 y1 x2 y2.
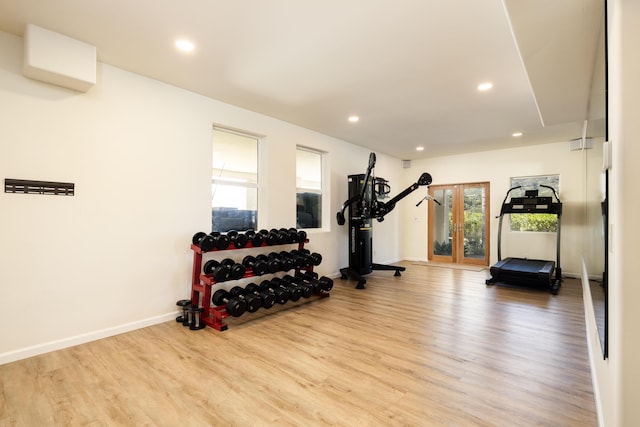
0 311 179 366
403 257 426 262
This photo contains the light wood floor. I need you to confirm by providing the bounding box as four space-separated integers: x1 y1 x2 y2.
0 263 597 426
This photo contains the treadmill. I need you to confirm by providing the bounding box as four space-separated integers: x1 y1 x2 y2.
486 185 562 294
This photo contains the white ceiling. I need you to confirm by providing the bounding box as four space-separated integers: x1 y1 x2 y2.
0 0 605 160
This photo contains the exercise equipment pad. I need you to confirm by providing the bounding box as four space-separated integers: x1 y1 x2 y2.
489 257 555 288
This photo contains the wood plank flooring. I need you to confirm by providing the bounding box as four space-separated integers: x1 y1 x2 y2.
0 263 598 426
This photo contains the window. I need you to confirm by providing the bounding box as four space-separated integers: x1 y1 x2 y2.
509 175 559 232
296 147 323 229
211 127 258 232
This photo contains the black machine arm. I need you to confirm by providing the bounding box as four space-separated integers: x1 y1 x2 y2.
336 155 432 225
336 194 361 225
336 152 377 226
371 172 432 221
360 152 377 200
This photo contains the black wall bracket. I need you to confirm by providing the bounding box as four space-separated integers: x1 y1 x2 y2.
4 179 75 196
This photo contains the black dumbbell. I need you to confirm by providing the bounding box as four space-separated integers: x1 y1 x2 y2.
269 252 294 272
295 272 333 293
293 228 307 242
301 249 323 266
203 260 231 282
221 258 246 280
212 289 247 317
283 272 313 288
296 270 320 280
284 227 308 243
297 270 330 291
192 232 216 251
256 254 281 273
188 306 206 330
258 229 279 246
279 228 298 243
279 250 306 268
176 299 191 324
281 275 314 298
293 249 322 266
298 270 318 280
291 249 322 267
229 286 262 313
279 228 296 243
281 228 300 243
270 277 303 301
272 228 292 244
192 232 207 245
227 230 248 249
267 229 282 245
209 232 231 250
278 228 292 242
245 283 276 309
245 230 264 247
313 276 334 292
290 250 310 266
258 280 290 305
268 229 283 244
242 255 269 276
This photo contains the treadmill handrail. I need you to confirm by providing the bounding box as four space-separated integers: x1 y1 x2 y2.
498 185 521 217
540 184 561 203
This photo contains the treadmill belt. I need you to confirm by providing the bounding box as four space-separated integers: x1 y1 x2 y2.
500 258 550 274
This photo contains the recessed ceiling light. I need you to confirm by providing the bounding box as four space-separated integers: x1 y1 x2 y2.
348 116 359 123
477 82 493 91
416 146 424 151
512 132 523 137
175 39 195 52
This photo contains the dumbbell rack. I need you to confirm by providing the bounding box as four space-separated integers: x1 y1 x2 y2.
189 238 325 331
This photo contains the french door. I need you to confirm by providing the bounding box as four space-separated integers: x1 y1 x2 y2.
427 182 490 266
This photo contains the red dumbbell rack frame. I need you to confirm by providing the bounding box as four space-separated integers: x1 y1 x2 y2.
189 238 323 331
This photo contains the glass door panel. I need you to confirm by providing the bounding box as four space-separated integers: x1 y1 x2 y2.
460 184 489 265
429 187 454 263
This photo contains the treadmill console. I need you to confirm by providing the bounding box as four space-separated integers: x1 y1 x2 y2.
501 194 562 215
509 196 553 212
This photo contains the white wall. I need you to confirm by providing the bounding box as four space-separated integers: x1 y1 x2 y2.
0 29 401 363
399 142 586 276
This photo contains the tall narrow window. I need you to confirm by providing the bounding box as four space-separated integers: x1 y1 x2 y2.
296 147 323 229
212 127 258 232
509 175 560 232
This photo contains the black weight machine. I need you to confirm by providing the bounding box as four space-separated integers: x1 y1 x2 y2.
336 153 433 289
486 185 563 294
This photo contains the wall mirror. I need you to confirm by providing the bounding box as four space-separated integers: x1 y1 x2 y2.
584 1 608 358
